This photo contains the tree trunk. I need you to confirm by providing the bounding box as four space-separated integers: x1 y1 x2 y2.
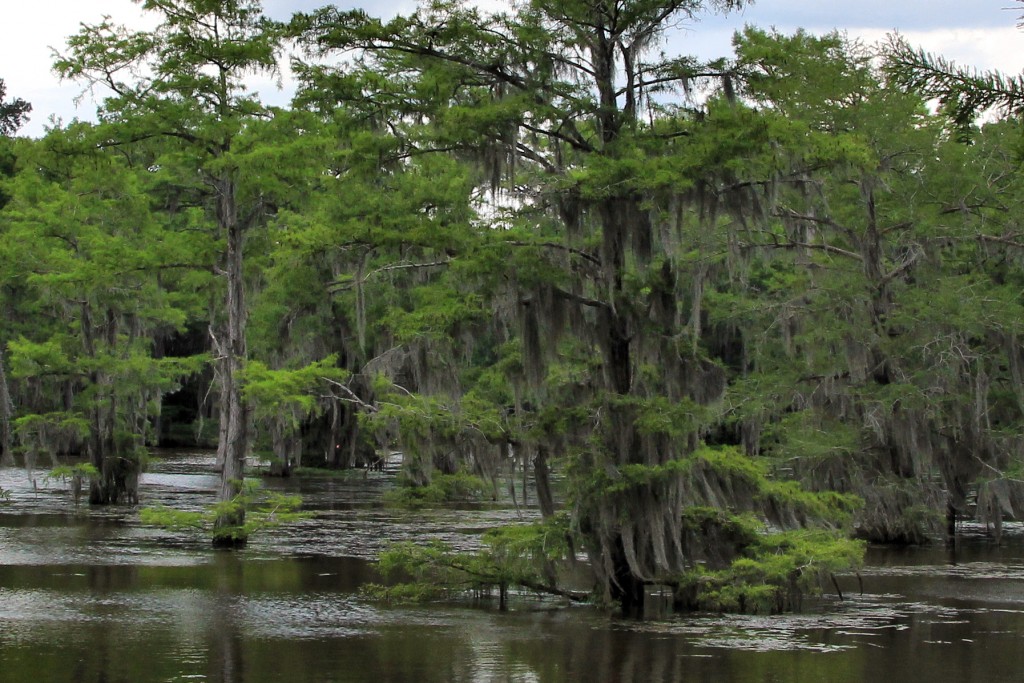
331 401 349 468
86 392 141 505
610 535 646 616
0 348 13 466
946 502 958 547
269 421 290 477
80 307 140 505
328 401 363 469
150 332 165 447
213 175 251 547
533 446 556 519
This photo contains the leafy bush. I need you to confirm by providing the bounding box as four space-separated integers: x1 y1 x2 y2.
46 463 101 507
140 479 311 543
362 515 584 605
676 528 864 613
383 471 490 508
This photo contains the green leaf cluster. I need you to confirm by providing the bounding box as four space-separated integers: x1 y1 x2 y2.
140 479 311 542
677 529 865 613
363 514 576 604
383 470 490 508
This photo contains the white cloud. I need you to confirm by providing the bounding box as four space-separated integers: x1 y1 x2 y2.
866 26 1024 74
2 1 419 136
725 0 1017 31
4 2 1022 137
685 23 1024 75
2 0 157 134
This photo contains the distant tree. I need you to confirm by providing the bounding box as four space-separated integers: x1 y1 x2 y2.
0 77 28 464
0 125 207 500
55 0 284 542
0 79 30 136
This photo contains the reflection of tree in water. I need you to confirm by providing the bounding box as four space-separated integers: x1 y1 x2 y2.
64 566 138 683
69 618 111 683
208 560 246 683
208 596 245 683
494 615 656 682
86 564 138 593
499 611 875 682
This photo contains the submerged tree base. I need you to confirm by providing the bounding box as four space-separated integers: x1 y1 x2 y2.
211 534 249 549
363 510 864 615
675 529 865 614
363 516 587 606
382 471 491 508
140 480 310 546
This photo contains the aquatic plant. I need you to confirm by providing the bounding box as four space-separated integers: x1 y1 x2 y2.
675 526 865 613
45 463 101 508
363 514 586 608
140 479 310 546
382 471 490 508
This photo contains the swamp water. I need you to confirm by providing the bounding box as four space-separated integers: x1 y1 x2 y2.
1 451 1023 683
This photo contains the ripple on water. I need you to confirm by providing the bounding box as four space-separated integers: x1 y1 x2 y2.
7 450 1024 677
860 561 1024 581
236 593 378 639
611 596 989 653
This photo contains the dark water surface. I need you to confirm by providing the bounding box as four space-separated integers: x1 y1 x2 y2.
1 451 1023 682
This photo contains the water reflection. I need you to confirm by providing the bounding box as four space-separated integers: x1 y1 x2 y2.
3 452 1024 682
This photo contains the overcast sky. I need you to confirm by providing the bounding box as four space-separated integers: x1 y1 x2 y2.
3 0 1022 137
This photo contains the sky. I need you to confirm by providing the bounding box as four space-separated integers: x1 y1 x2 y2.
3 0 1023 138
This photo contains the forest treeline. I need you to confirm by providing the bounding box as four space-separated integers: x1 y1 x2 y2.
2 0 1024 612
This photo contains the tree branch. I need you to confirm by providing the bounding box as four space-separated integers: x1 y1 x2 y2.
504 240 602 267
327 259 453 292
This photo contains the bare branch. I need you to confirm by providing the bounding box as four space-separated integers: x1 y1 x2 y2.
327 258 453 292
504 240 602 267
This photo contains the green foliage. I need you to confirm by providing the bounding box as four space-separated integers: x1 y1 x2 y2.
138 506 208 531
677 529 865 613
383 471 490 508
763 410 862 461
140 479 311 542
679 507 762 550
46 463 100 482
0 79 31 137
590 445 861 526
45 462 100 507
14 413 90 460
885 34 1024 133
363 515 577 604
241 355 349 426
481 516 574 582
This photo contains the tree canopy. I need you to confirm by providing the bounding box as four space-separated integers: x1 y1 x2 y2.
1 0 1023 612
0 79 30 136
